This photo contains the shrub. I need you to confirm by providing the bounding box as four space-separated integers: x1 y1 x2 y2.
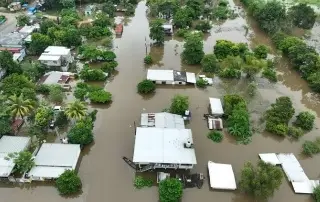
288 126 303 139
79 65 107 81
223 94 246 116
67 119 94 145
49 85 64 103
56 170 82 195
159 178 183 202
302 140 320 156
144 55 153 64
170 95 189 116
196 78 208 88
195 21 211 32
89 90 112 104
313 185 320 202
134 176 153 189
219 68 241 79
207 131 223 143
5 151 35 175
247 81 257 97
74 87 87 100
254 45 269 59
101 61 118 73
201 54 219 73
212 4 230 20
294 111 315 131
76 82 88 89
137 79 156 94
262 68 277 82
214 40 240 59
176 28 189 37
36 84 50 95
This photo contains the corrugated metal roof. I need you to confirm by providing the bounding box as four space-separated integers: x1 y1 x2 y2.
208 161 237 190
28 166 70 179
277 153 309 182
140 113 185 129
147 69 174 81
209 98 224 115
133 127 197 164
34 143 81 168
0 136 30 153
38 55 61 61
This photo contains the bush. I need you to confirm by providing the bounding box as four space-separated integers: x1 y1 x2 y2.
313 185 320 202
67 119 94 145
262 68 277 82
195 21 212 32
134 176 153 189
170 95 189 116
76 82 88 89
223 94 246 116
56 170 82 195
176 28 189 37
36 84 51 95
159 178 183 202
88 90 112 104
288 126 303 139
5 151 35 175
49 85 64 103
302 140 320 156
101 61 118 73
254 45 269 59
144 55 153 64
212 4 230 20
79 65 106 81
201 54 219 73
137 79 156 94
214 40 247 59
196 78 208 88
207 131 223 143
294 111 315 131
247 81 257 96
74 87 87 100
219 68 241 79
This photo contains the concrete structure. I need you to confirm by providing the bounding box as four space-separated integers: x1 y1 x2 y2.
38 46 74 71
140 112 185 129
208 117 223 130
38 71 72 90
0 32 29 48
259 153 320 194
133 127 197 170
0 47 26 63
28 143 81 181
147 69 196 85
0 136 31 177
209 97 224 116
208 161 237 190
18 24 39 35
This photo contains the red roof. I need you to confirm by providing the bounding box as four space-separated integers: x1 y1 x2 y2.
115 24 123 35
58 75 70 84
0 47 22 53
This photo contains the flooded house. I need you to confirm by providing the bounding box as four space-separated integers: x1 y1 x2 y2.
27 143 81 181
140 112 185 129
207 98 224 130
133 127 197 170
37 71 73 90
147 69 196 85
0 136 31 178
38 46 74 71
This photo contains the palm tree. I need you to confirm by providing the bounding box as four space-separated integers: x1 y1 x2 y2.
8 94 34 120
65 100 88 120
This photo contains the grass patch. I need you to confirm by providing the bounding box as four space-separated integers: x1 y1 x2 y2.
134 176 153 189
207 131 223 143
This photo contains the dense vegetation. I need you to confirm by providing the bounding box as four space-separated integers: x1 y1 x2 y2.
134 176 153 189
302 138 320 156
137 79 156 94
207 131 223 143
56 170 82 195
159 178 183 202
170 95 189 116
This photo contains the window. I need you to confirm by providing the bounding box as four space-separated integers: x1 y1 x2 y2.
153 81 156 84
162 81 166 84
179 82 182 85
53 61 57 64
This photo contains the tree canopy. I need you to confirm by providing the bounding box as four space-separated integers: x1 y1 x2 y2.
149 19 165 44
201 54 219 73
56 170 82 195
170 95 189 116
159 178 183 202
65 100 88 120
137 79 156 94
6 151 35 174
182 33 204 64
289 3 316 30
67 118 94 145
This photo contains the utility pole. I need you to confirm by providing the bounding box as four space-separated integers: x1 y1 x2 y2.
145 37 147 56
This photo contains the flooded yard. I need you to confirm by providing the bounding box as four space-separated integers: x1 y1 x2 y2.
1 1 320 202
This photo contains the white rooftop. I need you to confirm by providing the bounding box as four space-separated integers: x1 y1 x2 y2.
186 72 196 84
292 180 320 194
38 55 61 61
133 127 197 165
40 71 72 85
147 69 174 82
43 46 71 56
259 153 281 165
19 24 39 34
208 161 237 190
0 136 31 177
140 112 185 129
209 98 224 115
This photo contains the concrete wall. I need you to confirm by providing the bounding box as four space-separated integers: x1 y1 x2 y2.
154 80 186 85
40 59 62 67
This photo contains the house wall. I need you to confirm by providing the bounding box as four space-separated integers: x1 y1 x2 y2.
40 59 62 67
61 52 74 63
153 80 186 85
138 163 194 170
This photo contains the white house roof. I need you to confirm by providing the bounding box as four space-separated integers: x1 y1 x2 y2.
259 153 281 165
19 24 39 34
28 166 71 179
140 112 185 129
209 98 224 115
208 161 237 190
147 69 174 81
38 55 61 61
33 143 81 168
292 180 320 194
133 127 197 165
43 46 71 56
0 136 30 177
186 72 196 84
40 71 72 85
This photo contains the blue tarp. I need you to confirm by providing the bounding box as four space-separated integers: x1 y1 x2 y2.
28 7 36 12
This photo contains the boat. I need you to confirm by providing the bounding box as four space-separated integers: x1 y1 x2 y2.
115 24 123 37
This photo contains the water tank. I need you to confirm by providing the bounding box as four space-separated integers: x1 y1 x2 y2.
185 140 192 148
185 110 190 116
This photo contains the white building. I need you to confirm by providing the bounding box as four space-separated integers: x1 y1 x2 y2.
19 24 40 35
38 46 74 71
38 71 72 90
209 97 224 117
0 136 31 178
28 143 81 181
162 24 173 35
133 127 197 170
147 69 196 85
140 112 185 129
208 161 237 190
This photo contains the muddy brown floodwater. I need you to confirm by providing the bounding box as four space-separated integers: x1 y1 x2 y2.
2 1 320 202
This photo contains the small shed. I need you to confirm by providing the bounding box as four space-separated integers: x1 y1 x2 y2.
208 161 236 190
209 98 224 116
162 24 173 35
147 69 196 85
208 118 223 130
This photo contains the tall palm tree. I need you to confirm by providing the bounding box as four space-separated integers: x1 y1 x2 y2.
8 94 34 120
65 100 88 120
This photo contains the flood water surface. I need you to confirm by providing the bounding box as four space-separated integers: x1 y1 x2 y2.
2 1 320 202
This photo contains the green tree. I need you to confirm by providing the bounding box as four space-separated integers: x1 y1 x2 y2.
40 19 57 34
21 61 45 82
242 55 266 78
288 126 304 139
289 3 316 30
49 85 64 104
185 0 203 19
137 79 156 94
67 118 94 145
0 114 12 136
89 90 112 104
93 13 113 28
16 15 30 26
79 65 107 81
74 87 87 100
1 74 35 97
55 111 69 128
308 71 320 93
195 20 211 32
60 0 75 8
173 8 193 28
313 185 320 202
201 54 219 72
56 170 82 195
170 95 189 115
0 51 22 76
159 178 183 202
30 33 53 55
6 151 35 174
8 94 34 120
239 160 283 200
102 2 116 17
35 106 54 129
27 124 46 145
182 33 204 64
294 111 315 131
144 55 153 64
302 140 320 156
65 101 88 120
196 78 208 88
253 45 269 59
214 40 240 59
149 19 165 44
207 131 223 143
